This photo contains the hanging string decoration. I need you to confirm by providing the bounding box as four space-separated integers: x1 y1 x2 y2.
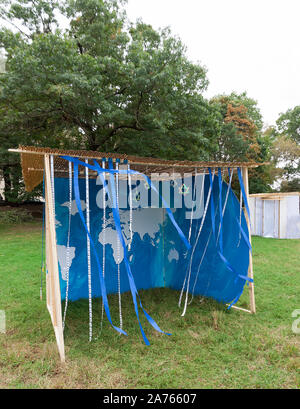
115 160 123 331
100 159 106 335
128 163 133 251
85 159 93 342
237 189 243 247
50 155 55 216
187 168 198 244
40 171 46 300
62 160 73 330
189 168 234 305
62 154 253 344
178 170 208 315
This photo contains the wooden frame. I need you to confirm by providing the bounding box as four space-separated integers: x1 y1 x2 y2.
241 168 256 314
44 161 257 356
9 147 259 360
278 198 281 239
44 154 65 363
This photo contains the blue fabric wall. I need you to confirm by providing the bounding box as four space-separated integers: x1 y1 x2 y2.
54 174 249 306
164 177 249 303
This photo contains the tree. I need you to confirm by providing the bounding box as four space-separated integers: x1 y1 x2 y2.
209 92 262 162
271 133 300 176
279 178 300 192
272 106 300 182
276 106 300 144
209 92 273 193
0 0 220 201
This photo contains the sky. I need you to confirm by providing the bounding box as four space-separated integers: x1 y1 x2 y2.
126 0 300 127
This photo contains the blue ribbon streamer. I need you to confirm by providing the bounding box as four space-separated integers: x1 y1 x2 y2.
96 158 171 344
235 217 252 253
208 168 216 238
237 168 251 224
227 287 245 310
60 155 175 344
208 168 253 294
62 156 253 317
218 168 223 254
73 159 127 337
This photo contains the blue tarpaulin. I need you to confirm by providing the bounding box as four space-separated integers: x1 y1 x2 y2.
54 172 250 306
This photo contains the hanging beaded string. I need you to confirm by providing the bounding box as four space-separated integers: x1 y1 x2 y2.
128 162 133 251
116 160 123 331
188 168 198 244
100 159 106 335
273 199 276 238
50 155 58 319
40 171 45 300
62 161 72 330
178 170 208 311
50 155 55 216
85 159 93 342
237 188 243 247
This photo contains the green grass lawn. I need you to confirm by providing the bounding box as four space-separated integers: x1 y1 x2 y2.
0 221 299 389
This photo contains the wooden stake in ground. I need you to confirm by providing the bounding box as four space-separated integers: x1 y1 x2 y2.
242 167 256 314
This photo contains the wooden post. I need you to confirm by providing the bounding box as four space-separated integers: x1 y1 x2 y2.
44 154 65 362
242 167 256 314
254 198 257 235
262 199 264 237
278 199 281 239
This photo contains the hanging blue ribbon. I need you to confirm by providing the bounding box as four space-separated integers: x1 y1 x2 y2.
218 168 223 254
237 168 251 224
227 287 245 310
72 159 127 337
60 155 175 344
208 167 253 292
235 217 252 253
208 168 216 238
96 158 170 345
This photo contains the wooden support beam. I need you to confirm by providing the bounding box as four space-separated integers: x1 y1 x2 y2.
226 305 252 314
254 198 257 236
278 199 281 239
44 154 65 363
262 199 264 237
242 167 256 314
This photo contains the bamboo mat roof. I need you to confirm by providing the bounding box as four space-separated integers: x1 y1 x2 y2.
9 145 267 192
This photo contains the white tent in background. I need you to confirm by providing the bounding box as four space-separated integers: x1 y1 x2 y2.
249 192 300 239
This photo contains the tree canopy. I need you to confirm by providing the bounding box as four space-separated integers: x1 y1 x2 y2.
0 0 216 160
268 106 300 192
0 0 291 201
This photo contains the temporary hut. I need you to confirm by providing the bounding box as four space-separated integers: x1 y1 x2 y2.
10 146 263 362
249 192 300 239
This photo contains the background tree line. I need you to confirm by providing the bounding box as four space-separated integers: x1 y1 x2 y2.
0 0 299 202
